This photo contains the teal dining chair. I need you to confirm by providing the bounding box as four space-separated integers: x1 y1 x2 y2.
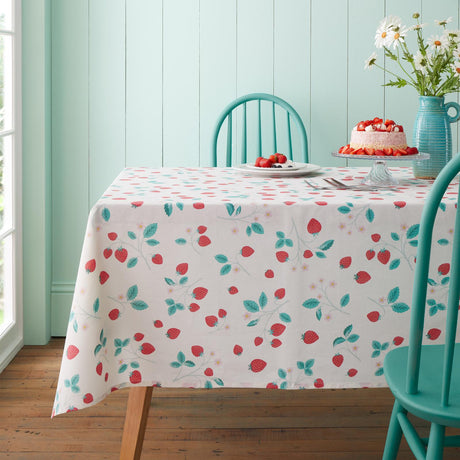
382 153 460 459
210 93 308 167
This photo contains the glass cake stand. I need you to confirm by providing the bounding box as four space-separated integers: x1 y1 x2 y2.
332 152 430 186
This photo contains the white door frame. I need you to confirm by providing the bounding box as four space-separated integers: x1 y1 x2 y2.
0 0 23 373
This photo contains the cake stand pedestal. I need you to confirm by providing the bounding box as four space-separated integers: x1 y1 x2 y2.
332 152 430 187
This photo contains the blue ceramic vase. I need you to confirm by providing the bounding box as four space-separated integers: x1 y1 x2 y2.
412 96 460 179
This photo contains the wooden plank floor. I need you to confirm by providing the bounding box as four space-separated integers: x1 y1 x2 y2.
1 338 460 459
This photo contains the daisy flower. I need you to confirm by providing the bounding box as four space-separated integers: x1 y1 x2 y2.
427 34 450 52
435 17 453 27
383 15 403 29
446 30 460 43
409 23 427 31
389 25 409 49
364 52 377 70
451 60 460 76
375 16 401 48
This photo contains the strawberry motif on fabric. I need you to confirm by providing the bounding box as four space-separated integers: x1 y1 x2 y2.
52 166 459 417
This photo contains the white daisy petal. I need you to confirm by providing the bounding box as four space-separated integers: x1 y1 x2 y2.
364 52 377 69
451 60 460 77
409 23 427 31
435 17 453 27
390 26 409 49
375 15 402 48
427 34 450 52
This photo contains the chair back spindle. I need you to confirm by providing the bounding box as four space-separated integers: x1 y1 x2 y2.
211 93 308 167
241 103 247 164
226 112 232 168
287 112 293 159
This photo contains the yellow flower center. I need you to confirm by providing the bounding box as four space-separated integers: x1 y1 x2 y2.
381 32 387 38
434 40 442 46
394 33 400 40
456 67 460 74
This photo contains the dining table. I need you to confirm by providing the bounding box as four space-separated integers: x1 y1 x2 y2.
51 164 458 459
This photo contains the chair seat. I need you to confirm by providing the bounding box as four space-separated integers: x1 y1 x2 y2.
384 344 460 428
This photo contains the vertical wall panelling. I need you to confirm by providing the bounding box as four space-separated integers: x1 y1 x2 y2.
237 0 273 95
39 0 460 341
422 0 459 155
237 0 274 160
23 0 51 344
274 0 309 163
163 0 199 167
384 0 422 148
50 0 90 336
310 0 348 166
126 0 163 167
89 0 126 205
199 0 237 166
347 0 385 167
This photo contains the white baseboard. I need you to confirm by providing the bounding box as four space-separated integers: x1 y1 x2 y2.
0 335 24 374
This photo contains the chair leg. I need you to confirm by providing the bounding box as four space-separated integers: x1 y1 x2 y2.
426 423 445 460
382 400 406 460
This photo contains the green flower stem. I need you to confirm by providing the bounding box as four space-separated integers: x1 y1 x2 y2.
434 73 460 96
401 41 425 93
372 62 418 90
394 46 418 86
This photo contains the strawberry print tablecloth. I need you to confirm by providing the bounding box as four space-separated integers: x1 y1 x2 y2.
53 166 459 416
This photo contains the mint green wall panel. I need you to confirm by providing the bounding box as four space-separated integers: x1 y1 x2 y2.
163 0 199 167
310 0 347 167
51 290 74 337
237 0 273 95
50 0 89 336
126 0 163 167
384 0 422 152
347 0 385 168
237 0 274 159
274 0 309 163
199 0 237 166
40 0 460 339
22 0 51 344
89 0 126 204
423 0 459 154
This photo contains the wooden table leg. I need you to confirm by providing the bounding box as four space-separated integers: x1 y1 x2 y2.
120 386 153 460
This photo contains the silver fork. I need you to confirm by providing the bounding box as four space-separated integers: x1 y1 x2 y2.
323 177 379 191
304 179 335 190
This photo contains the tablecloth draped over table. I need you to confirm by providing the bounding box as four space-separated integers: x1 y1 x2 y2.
52 166 459 416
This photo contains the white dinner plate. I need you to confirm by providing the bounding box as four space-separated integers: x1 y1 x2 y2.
233 163 321 177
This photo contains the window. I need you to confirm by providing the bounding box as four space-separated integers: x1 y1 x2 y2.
0 0 22 372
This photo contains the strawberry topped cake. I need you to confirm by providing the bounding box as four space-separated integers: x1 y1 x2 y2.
339 117 419 156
